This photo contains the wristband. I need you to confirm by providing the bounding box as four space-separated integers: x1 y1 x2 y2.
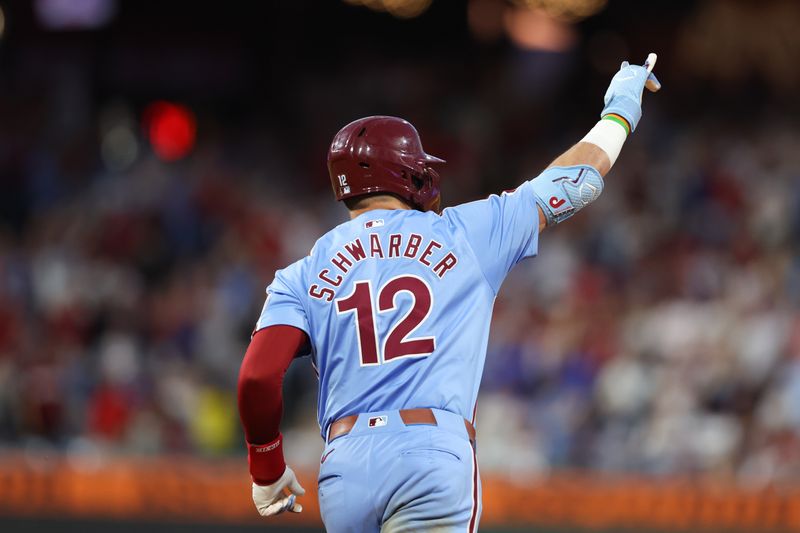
580 117 628 166
601 93 642 132
602 113 631 135
248 433 286 486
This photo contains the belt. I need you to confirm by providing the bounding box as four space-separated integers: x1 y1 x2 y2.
327 408 476 444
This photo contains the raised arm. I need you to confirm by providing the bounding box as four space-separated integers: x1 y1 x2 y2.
535 54 661 231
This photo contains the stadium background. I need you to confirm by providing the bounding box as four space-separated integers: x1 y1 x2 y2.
1 0 799 531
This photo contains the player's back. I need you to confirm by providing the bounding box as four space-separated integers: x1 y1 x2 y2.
257 181 541 436
304 208 493 434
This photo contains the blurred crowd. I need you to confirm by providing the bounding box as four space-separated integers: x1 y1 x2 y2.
2 100 799 487
479 118 800 486
1 0 800 488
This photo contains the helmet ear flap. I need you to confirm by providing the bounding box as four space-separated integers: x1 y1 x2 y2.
400 169 424 192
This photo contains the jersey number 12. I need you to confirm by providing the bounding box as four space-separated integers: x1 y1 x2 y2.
335 275 435 366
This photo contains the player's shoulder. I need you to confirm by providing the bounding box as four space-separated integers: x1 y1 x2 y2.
268 250 331 310
270 251 313 291
442 181 538 221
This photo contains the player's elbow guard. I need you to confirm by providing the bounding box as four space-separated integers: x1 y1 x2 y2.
530 165 604 226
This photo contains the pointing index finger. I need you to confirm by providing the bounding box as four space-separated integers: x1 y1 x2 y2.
644 52 661 93
644 53 657 74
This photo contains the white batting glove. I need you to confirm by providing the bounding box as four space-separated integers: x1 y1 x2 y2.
252 465 306 517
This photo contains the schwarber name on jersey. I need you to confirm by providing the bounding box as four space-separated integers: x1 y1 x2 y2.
256 177 547 437
308 232 459 303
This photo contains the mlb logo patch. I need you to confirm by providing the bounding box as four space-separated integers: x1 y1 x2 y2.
364 219 384 229
368 415 388 428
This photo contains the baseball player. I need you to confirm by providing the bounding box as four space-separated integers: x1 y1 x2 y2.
237 56 661 532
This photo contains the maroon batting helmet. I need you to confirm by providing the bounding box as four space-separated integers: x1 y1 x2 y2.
327 116 445 212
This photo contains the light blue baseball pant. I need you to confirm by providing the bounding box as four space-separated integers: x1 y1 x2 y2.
317 408 481 533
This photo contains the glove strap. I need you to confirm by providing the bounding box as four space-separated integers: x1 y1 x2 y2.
601 113 631 136
248 434 286 486
601 94 642 132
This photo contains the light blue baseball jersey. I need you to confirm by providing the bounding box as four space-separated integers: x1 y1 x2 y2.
256 179 541 437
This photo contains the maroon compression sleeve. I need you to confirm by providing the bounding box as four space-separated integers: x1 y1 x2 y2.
237 325 308 485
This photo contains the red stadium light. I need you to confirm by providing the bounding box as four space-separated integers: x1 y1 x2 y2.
143 101 197 162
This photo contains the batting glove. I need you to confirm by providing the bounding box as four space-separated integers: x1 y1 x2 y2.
252 465 306 517
247 433 305 516
601 55 661 133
